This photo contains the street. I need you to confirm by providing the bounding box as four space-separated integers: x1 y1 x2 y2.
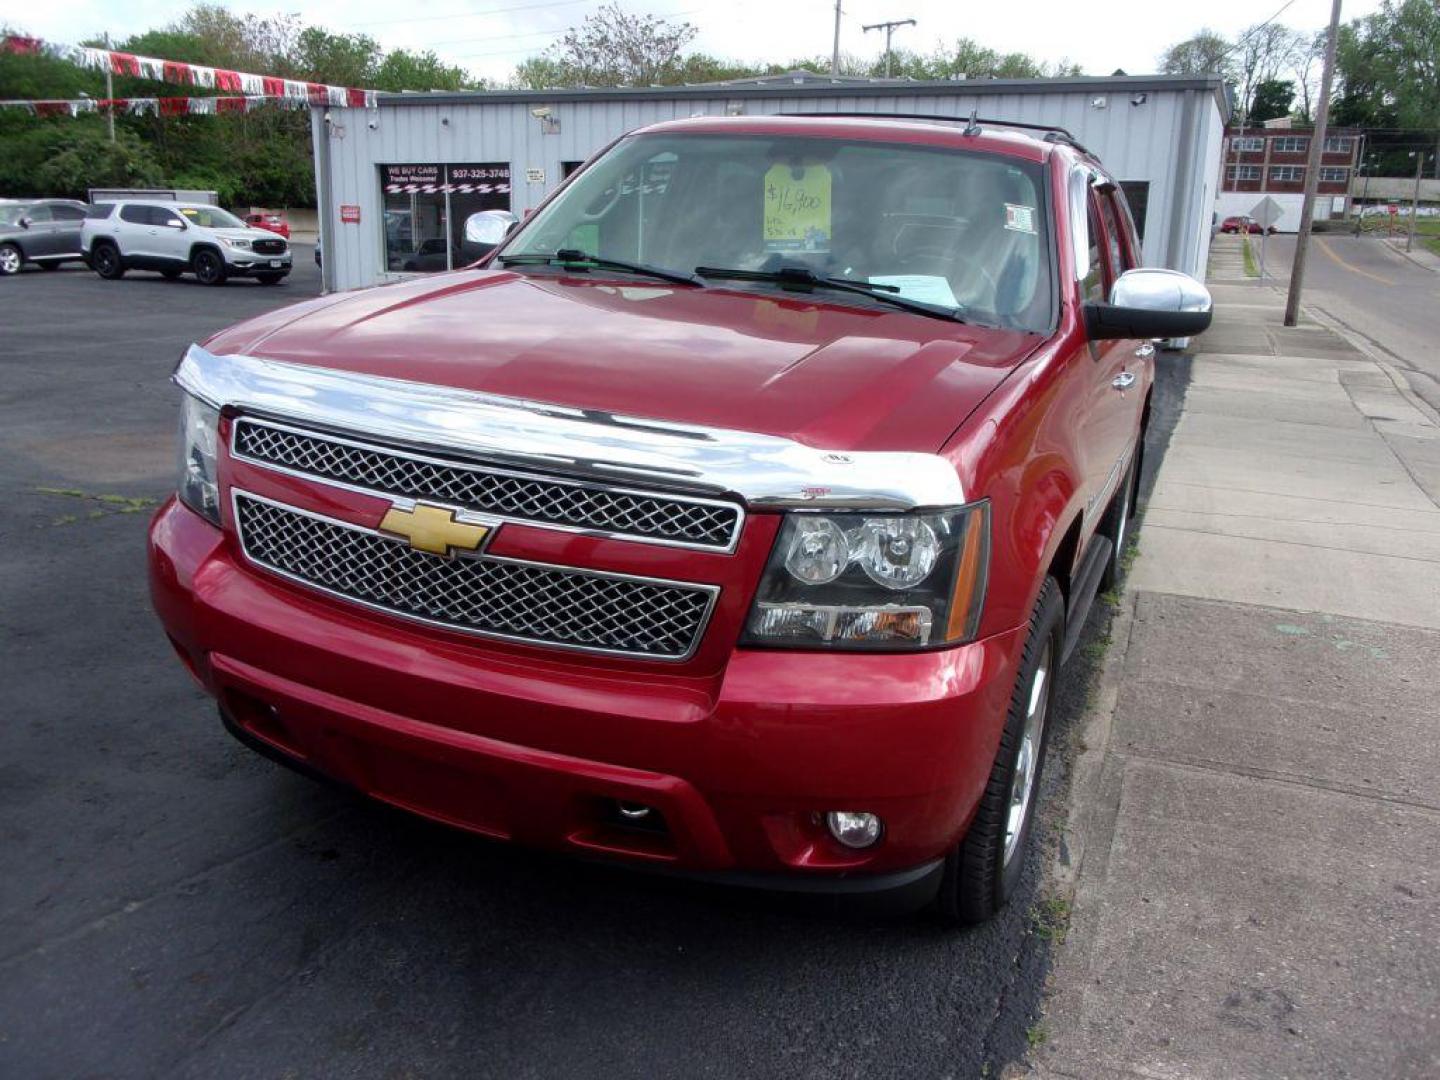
0 257 1179 1079
1258 232 1440 416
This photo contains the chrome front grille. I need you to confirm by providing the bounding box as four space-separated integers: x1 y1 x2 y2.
232 419 742 551
233 493 716 660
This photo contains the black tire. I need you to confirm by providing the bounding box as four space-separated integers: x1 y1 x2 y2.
0 242 23 276
255 273 285 286
160 268 183 280
935 577 1065 924
1098 450 1139 594
91 242 124 279
192 248 226 286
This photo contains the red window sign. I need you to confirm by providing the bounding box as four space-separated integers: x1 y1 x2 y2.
340 204 361 223
1388 204 1399 216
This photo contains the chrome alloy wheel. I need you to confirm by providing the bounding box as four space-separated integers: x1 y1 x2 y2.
0 245 20 275
1003 638 1052 866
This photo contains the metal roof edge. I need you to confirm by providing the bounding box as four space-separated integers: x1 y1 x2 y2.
353 73 1230 115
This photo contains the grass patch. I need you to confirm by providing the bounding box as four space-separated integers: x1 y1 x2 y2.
36 487 160 519
1026 1023 1049 1049
1425 235 1440 259
1031 896 1073 944
1241 236 1259 278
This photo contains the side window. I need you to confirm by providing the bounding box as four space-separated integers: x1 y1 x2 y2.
151 207 183 228
50 204 86 222
119 205 150 225
1095 190 1129 281
1081 198 1105 303
25 204 53 223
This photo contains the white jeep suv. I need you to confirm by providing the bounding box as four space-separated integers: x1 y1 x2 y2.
82 201 292 286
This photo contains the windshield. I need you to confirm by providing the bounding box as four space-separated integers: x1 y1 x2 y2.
176 205 247 229
507 133 1054 331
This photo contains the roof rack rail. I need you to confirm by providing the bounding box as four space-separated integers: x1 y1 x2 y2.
779 111 1093 156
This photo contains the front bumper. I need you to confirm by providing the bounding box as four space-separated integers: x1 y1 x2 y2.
224 252 291 276
150 498 1026 890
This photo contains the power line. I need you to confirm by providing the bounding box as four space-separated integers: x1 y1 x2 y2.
347 0 600 29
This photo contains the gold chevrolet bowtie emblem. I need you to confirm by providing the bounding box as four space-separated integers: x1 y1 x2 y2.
379 502 494 556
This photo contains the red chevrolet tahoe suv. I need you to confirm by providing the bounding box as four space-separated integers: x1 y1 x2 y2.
150 115 1211 922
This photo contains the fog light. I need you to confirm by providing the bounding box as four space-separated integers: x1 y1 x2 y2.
825 810 883 849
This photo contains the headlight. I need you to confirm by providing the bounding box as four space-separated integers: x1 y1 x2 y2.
222 237 252 249
177 393 221 525
743 502 989 650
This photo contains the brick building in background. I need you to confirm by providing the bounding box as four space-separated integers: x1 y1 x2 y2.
1215 121 1362 230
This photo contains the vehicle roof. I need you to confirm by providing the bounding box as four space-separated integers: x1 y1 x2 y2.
617 114 1065 163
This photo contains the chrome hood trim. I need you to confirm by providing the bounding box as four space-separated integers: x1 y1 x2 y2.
174 344 965 511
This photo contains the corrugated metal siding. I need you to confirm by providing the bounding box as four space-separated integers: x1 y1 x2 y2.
317 88 1222 292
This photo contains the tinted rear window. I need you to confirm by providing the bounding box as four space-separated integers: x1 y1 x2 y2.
119 205 151 224
85 204 115 219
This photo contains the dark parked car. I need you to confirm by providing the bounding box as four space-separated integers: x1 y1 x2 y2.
0 199 90 274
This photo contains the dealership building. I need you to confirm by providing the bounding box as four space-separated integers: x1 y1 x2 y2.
309 71 1229 294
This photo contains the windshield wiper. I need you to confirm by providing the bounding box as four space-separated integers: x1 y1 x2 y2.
498 249 703 287
694 265 966 322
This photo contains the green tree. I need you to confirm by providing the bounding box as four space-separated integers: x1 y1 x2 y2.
544 3 698 86
1158 30 1235 78
373 50 476 92
1334 0 1440 176
1248 78 1296 123
29 126 164 197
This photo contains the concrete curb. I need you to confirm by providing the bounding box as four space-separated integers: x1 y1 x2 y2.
1381 237 1440 274
1304 302 1440 428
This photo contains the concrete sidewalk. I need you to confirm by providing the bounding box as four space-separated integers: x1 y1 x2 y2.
1034 236 1440 1079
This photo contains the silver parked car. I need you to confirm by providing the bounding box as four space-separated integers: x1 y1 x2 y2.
0 199 91 275
81 201 292 286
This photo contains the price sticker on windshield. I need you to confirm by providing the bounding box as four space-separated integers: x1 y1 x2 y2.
764 164 832 253
1005 203 1037 235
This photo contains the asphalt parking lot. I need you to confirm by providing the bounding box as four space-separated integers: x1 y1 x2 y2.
0 251 1184 1079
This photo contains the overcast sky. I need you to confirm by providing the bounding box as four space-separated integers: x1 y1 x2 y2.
6 0 1385 84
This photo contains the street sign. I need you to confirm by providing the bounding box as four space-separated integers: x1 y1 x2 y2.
1250 196 1283 230
1388 204 1399 216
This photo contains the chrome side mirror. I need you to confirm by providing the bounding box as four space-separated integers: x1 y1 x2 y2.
1110 268 1212 313
1086 268 1213 341
463 209 517 247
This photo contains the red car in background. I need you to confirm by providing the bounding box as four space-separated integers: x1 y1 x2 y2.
244 212 290 239
1220 215 1277 235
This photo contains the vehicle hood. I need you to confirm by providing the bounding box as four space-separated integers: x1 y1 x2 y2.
203 269 1041 453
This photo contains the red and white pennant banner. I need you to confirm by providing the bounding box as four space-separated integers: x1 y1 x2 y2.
0 95 330 116
1 34 377 108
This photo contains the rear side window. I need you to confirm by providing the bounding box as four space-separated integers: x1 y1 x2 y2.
50 204 86 221
1080 199 1105 303
1095 192 1129 284
119 204 150 224
85 204 115 219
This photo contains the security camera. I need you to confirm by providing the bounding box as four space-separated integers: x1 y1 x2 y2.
1130 92 1148 107
323 110 333 124
367 117 379 130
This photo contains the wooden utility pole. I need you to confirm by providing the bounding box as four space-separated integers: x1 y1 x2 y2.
831 0 842 76
1283 0 1344 328
862 19 916 79
1406 150 1426 253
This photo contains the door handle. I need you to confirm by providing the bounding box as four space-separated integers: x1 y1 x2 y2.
1112 372 1137 391
1133 343 1156 359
